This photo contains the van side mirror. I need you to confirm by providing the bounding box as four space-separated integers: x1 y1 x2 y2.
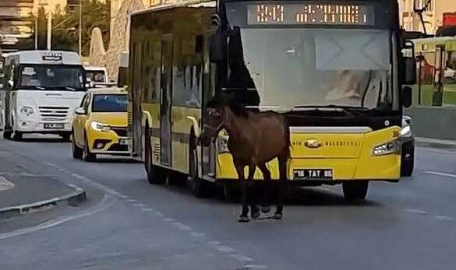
403 86 412 108
75 107 86 115
209 33 227 63
403 41 416 85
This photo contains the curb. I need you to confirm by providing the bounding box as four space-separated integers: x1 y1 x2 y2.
0 185 87 219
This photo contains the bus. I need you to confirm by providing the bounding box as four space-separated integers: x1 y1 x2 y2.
1 50 88 140
128 0 416 199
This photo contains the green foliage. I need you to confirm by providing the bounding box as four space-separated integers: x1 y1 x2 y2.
21 0 110 55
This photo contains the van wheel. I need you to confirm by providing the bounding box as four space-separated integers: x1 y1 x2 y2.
3 129 11 139
144 125 166 184
188 134 210 198
72 131 83 159
61 133 71 142
82 134 96 162
12 130 22 141
342 181 368 201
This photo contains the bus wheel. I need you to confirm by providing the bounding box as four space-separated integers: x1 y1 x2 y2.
3 129 11 140
83 134 96 162
144 125 165 184
188 135 210 198
342 181 369 201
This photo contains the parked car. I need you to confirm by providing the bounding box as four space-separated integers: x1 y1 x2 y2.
71 88 130 162
401 115 414 177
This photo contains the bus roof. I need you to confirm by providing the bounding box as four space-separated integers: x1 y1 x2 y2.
3 50 82 65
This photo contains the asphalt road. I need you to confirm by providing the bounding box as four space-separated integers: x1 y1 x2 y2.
0 135 456 270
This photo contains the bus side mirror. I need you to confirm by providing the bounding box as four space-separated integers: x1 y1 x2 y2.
209 33 227 63
404 57 417 85
403 86 412 108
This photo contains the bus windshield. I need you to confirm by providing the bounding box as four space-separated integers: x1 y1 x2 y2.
225 6 396 111
18 65 86 91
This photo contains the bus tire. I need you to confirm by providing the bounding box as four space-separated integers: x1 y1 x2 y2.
342 181 368 201
144 124 165 184
3 129 11 139
72 131 83 159
188 134 210 198
83 133 96 162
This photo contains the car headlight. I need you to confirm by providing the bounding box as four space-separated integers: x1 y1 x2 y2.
91 121 110 132
399 125 412 138
19 106 34 116
373 140 400 156
216 136 229 153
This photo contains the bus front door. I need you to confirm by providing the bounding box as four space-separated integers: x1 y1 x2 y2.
160 36 173 166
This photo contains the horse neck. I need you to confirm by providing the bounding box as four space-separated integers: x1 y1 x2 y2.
223 107 245 142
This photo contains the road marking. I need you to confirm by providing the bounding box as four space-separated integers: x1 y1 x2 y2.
230 254 254 262
425 171 456 178
125 199 137 203
170 221 193 232
0 194 116 241
133 203 146 207
163 217 176 223
0 176 14 191
405 208 427 215
118 194 129 199
190 232 205 238
245 264 268 269
434 215 456 221
215 245 236 253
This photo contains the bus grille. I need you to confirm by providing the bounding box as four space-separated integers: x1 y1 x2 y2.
39 106 69 121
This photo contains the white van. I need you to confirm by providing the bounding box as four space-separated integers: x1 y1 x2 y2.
0 50 87 140
84 66 114 88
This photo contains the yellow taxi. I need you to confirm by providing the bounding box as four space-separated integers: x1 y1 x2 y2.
71 88 129 161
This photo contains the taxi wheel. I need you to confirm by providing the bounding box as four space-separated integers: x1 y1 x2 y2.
342 181 368 201
83 134 96 162
144 125 165 184
72 132 83 159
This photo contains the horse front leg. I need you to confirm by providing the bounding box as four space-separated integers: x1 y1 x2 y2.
248 165 260 219
235 163 249 223
258 163 271 214
274 156 288 220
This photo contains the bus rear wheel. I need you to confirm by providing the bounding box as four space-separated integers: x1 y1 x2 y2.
342 181 369 201
188 134 210 198
144 125 166 184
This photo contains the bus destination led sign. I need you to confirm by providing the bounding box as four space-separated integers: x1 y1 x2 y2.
247 3 375 26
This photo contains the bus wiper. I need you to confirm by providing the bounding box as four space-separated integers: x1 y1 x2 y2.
292 105 373 122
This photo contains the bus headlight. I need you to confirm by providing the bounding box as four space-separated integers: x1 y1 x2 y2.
19 106 34 116
399 125 412 138
373 140 399 156
216 136 229 153
91 121 110 132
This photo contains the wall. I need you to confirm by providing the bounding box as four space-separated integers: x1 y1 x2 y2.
406 106 456 141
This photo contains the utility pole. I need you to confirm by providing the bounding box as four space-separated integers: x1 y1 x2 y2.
46 12 52 50
79 0 82 56
35 17 38 50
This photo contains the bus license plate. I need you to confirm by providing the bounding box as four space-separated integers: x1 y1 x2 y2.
44 123 64 129
294 169 333 180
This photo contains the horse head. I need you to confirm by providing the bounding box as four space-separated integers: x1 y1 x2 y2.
199 96 229 146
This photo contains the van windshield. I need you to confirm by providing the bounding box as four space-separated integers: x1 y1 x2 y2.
18 65 86 91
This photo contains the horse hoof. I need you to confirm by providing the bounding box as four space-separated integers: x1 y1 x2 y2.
251 211 260 219
261 206 271 213
238 216 250 223
273 213 283 220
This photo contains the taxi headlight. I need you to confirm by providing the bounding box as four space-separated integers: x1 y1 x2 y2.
91 121 110 132
19 106 34 116
216 136 229 153
373 140 400 156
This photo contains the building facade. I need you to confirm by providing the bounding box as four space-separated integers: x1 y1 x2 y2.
400 0 456 34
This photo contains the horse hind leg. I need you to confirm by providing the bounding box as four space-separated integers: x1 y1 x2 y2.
258 163 271 214
274 155 288 220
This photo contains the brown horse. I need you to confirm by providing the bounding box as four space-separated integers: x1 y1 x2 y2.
200 95 290 222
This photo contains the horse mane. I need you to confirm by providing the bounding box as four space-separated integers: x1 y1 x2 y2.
206 94 249 118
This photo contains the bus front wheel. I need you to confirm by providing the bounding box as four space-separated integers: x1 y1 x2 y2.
144 125 165 184
342 181 368 201
188 134 210 198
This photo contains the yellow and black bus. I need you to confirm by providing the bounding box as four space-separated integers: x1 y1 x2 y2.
128 0 416 199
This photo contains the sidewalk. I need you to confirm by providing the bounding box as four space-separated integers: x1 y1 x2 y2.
0 149 86 219
415 137 456 150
